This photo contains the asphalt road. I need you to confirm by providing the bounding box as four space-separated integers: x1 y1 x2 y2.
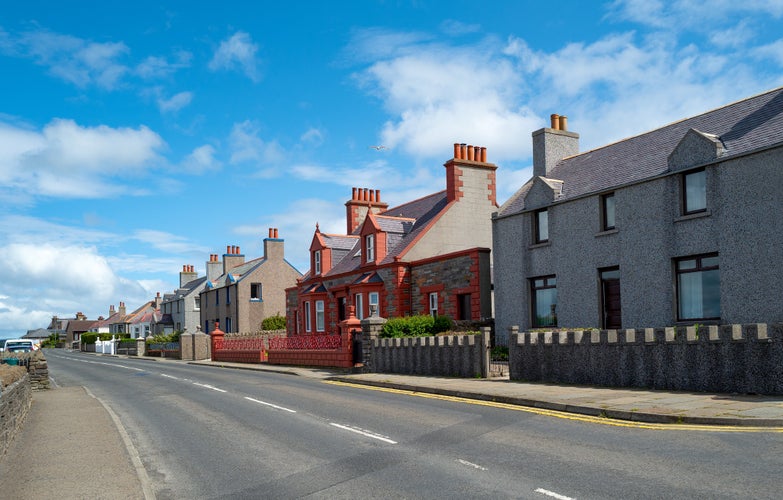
46 350 783 499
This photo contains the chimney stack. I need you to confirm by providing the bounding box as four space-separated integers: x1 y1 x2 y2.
446 141 497 204
223 244 245 274
180 263 198 287
345 186 389 234
533 113 579 178
264 228 285 261
206 254 222 282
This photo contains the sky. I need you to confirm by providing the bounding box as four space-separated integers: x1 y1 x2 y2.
1 0 782 336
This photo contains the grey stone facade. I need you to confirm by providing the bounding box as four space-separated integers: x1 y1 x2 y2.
493 88 783 343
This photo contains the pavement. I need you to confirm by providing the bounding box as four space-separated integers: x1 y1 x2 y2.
2 353 783 499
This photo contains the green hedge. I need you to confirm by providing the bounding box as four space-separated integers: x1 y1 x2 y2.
261 314 286 330
380 315 457 338
81 333 130 344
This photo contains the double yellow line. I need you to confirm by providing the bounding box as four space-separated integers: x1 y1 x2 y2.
324 380 783 433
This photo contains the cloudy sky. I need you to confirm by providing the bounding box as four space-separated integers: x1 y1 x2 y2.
1 1 782 336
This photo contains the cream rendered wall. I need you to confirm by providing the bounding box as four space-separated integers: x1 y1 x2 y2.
404 166 495 261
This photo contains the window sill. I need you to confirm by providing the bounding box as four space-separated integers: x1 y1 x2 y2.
675 210 711 223
528 241 551 250
595 228 618 238
249 299 263 303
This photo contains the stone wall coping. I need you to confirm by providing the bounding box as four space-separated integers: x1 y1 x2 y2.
515 323 774 345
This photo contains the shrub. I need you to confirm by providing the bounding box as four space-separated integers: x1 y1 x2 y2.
81 333 98 344
380 315 435 338
261 314 287 330
433 315 453 334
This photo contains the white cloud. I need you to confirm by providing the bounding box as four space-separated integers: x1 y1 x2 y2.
0 118 165 198
157 91 194 113
136 51 192 79
180 144 221 174
209 31 260 82
300 127 325 146
7 29 130 89
228 120 284 165
354 41 538 161
752 39 783 66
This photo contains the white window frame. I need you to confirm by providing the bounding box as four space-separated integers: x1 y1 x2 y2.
429 292 438 317
366 234 375 262
369 292 379 316
314 250 321 274
304 301 312 332
355 293 364 320
315 300 325 332
194 296 200 310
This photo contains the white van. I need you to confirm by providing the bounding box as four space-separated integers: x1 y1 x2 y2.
2 339 37 353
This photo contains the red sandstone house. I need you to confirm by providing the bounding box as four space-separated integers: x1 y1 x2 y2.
286 142 498 336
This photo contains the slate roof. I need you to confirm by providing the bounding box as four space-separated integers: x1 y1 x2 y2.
499 86 783 218
324 190 449 276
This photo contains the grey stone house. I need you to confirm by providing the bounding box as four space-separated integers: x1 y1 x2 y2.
493 87 783 343
160 265 207 334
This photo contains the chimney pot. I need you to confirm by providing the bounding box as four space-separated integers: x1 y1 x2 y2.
375 190 381 202
467 145 475 161
352 187 357 200
453 143 461 159
236 246 240 254
460 143 467 158
363 188 369 201
274 228 279 238
480 147 487 162
558 115 568 131
550 114 560 130
226 245 231 254
369 190 375 202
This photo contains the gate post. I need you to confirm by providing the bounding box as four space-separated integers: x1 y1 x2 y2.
360 305 386 373
210 322 224 361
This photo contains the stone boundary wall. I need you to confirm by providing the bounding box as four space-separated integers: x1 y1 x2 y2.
370 331 489 378
0 372 31 458
509 323 783 394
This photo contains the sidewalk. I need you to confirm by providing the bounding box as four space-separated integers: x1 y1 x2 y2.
0 385 153 500
194 359 783 427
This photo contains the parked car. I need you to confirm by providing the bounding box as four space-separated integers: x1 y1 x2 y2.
2 339 37 353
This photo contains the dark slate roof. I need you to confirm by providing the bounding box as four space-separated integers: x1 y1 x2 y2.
325 190 449 276
322 234 358 251
499 86 783 217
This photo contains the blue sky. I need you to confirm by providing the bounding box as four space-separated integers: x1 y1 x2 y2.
1 0 782 336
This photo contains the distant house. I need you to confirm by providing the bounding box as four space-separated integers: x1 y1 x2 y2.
90 305 118 334
23 328 50 345
125 295 165 339
286 142 497 336
200 229 303 334
492 87 783 342
63 312 97 345
160 265 207 334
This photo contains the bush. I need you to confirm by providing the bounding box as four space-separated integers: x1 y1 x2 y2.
81 333 98 344
433 315 453 333
261 314 286 330
380 315 435 338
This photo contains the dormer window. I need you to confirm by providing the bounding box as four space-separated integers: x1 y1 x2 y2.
365 234 375 263
314 250 321 274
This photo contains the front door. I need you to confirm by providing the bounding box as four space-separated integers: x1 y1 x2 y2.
600 268 622 329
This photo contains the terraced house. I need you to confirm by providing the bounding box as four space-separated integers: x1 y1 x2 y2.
286 142 497 336
200 229 302 334
493 87 783 342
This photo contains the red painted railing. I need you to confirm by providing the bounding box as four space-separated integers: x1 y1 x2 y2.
268 335 342 350
214 337 266 351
